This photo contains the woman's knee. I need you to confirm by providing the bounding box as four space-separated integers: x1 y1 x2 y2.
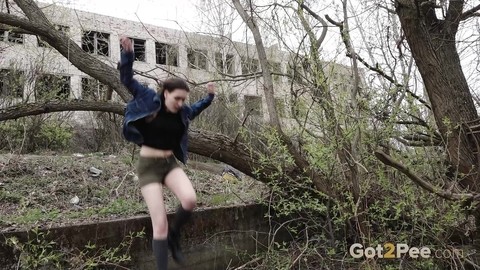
181 193 197 211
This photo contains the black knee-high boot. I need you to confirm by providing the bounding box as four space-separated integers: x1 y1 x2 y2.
168 206 192 264
152 239 168 270
173 206 192 230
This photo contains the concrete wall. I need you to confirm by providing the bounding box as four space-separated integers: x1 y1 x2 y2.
0 204 292 269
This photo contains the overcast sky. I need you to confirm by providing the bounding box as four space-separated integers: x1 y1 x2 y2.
41 0 200 31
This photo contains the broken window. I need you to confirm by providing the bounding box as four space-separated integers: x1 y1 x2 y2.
35 74 71 100
0 69 25 98
82 31 110 56
187 48 208 70
287 61 304 84
215 52 235 75
269 61 282 82
0 28 24 44
244 95 262 116
155 42 178 66
7 31 23 44
81 77 107 100
241 57 259 75
120 38 146 61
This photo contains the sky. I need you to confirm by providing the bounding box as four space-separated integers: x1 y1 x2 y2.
41 0 201 31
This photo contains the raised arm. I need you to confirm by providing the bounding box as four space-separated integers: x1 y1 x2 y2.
188 82 216 120
119 36 153 98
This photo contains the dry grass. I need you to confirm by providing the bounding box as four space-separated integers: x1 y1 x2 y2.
0 152 267 232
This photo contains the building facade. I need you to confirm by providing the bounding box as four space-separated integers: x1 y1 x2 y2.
0 2 357 127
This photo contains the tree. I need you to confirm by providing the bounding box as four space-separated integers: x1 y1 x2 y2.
294 0 480 197
3 0 480 267
227 0 480 267
393 0 480 191
231 0 333 195
0 0 286 184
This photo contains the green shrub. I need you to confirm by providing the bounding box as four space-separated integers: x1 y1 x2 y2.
0 118 72 153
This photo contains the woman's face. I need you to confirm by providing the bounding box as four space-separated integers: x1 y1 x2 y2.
164 88 188 113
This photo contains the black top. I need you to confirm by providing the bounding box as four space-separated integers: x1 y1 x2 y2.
134 107 184 150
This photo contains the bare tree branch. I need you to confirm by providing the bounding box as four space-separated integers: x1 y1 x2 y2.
460 4 480 21
402 133 441 143
188 129 282 181
3 0 131 102
0 12 42 33
0 100 125 121
232 0 281 128
395 120 428 127
374 151 475 201
297 2 328 48
395 133 442 147
377 4 396 14
395 137 438 147
232 0 331 196
322 13 431 110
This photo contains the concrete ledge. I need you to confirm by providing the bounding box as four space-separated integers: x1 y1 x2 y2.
1 204 290 269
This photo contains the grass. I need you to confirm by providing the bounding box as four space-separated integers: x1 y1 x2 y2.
210 194 236 206
0 190 22 203
0 152 268 231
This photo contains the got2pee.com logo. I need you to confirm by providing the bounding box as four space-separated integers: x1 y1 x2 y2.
349 243 464 259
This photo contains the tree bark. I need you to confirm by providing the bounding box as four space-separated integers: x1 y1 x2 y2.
188 129 283 180
395 0 480 191
0 100 125 120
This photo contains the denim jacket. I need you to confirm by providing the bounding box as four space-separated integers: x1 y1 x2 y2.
119 51 214 164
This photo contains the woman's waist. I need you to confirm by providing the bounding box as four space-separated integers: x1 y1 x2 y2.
139 145 174 158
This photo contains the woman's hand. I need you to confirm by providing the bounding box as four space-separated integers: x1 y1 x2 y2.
206 82 215 95
120 36 133 52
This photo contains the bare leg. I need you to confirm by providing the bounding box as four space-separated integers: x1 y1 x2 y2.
141 183 168 270
164 167 197 264
164 167 197 211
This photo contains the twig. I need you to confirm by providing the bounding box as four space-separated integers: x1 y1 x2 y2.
321 12 431 110
462 123 480 167
15 253 20 270
464 255 480 269
233 109 252 145
230 189 247 204
289 230 309 267
115 170 134 197
150 65 275 86
130 145 136 163
374 150 476 201
460 4 480 21
233 257 262 270
377 4 396 14
18 121 27 155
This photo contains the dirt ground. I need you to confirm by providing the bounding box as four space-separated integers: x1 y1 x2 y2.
0 153 268 233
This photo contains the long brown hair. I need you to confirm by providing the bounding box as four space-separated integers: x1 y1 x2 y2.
158 77 190 94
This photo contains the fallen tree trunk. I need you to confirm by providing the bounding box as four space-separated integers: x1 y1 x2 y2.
0 99 281 183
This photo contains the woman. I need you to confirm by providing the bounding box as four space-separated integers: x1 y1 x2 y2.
119 36 215 270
